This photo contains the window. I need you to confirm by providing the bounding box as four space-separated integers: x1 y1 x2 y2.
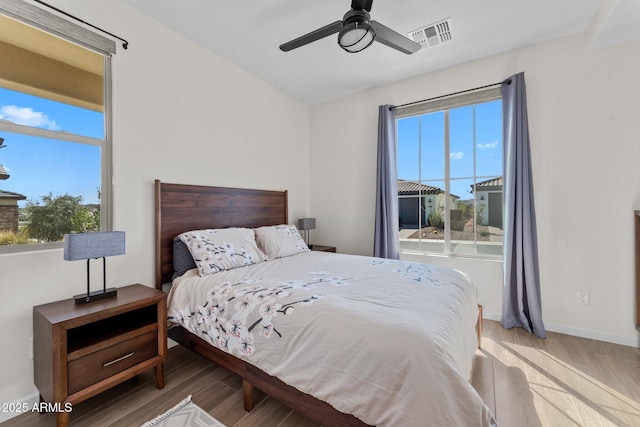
0 1 115 252
397 88 503 257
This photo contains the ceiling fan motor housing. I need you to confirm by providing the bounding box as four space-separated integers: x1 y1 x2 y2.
342 8 371 27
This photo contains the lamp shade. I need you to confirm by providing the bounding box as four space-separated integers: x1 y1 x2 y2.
64 231 125 261
298 218 316 231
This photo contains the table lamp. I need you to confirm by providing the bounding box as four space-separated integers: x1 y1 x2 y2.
297 218 316 247
64 231 125 304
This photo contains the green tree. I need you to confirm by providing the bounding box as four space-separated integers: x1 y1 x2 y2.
23 193 99 242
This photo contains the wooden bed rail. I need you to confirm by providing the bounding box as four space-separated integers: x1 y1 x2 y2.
477 304 483 349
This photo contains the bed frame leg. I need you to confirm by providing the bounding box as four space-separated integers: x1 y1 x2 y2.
476 304 483 349
243 380 255 412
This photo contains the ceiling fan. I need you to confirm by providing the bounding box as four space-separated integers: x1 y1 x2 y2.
279 0 421 55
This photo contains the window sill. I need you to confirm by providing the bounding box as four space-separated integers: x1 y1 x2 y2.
0 241 63 256
399 249 503 263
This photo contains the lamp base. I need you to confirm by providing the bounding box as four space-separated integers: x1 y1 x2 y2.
74 287 118 304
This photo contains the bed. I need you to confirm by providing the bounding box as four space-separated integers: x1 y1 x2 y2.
154 180 495 427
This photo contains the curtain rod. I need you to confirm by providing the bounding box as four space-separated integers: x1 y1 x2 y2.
33 0 128 49
392 78 511 110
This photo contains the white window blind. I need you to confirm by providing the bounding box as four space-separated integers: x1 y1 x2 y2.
396 87 501 118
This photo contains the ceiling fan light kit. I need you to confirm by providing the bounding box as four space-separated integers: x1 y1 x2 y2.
338 21 375 53
280 0 420 55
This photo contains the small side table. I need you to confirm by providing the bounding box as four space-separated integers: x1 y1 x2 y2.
33 284 167 427
310 244 336 253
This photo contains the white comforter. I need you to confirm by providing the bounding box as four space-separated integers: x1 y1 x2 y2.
168 251 495 426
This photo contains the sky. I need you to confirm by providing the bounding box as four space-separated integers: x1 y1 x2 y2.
397 99 502 201
0 87 103 207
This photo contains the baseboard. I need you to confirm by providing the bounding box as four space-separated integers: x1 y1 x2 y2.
0 391 39 423
483 310 502 323
483 310 640 348
543 321 640 348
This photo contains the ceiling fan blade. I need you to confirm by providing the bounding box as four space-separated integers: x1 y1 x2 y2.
280 20 343 52
371 20 421 54
364 0 373 12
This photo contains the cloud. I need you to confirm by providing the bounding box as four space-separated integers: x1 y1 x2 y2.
450 151 464 160
0 105 59 130
477 141 498 149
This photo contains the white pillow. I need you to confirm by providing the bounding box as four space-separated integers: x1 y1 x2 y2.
254 224 310 259
178 228 267 276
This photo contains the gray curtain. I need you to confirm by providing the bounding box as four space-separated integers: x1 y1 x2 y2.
374 105 399 259
501 73 546 338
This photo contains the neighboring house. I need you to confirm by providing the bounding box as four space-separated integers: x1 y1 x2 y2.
398 179 459 228
471 177 503 228
0 163 26 233
0 189 26 233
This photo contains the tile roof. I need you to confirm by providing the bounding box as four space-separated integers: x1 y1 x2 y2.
471 177 503 192
397 179 459 199
0 190 26 200
397 179 444 194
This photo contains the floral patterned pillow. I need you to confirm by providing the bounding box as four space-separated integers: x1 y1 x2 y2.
178 228 267 276
254 224 310 259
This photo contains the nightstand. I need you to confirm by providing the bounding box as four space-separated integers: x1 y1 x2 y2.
310 244 336 253
33 284 167 427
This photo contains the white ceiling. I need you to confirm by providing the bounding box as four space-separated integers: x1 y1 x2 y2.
123 0 640 105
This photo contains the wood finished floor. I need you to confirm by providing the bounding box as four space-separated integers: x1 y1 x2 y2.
3 320 640 427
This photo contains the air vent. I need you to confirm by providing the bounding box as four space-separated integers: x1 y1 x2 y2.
408 18 453 49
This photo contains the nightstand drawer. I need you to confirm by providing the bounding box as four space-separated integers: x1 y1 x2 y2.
68 331 157 394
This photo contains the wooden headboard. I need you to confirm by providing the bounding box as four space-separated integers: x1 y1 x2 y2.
154 180 288 289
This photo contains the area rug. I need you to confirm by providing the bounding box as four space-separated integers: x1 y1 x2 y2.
141 395 226 427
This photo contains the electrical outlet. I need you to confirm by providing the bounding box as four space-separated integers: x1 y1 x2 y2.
577 291 590 306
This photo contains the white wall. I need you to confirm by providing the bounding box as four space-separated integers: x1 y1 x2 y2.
0 0 310 413
309 34 640 347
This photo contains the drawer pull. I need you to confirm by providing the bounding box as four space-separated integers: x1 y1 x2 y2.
103 352 135 367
